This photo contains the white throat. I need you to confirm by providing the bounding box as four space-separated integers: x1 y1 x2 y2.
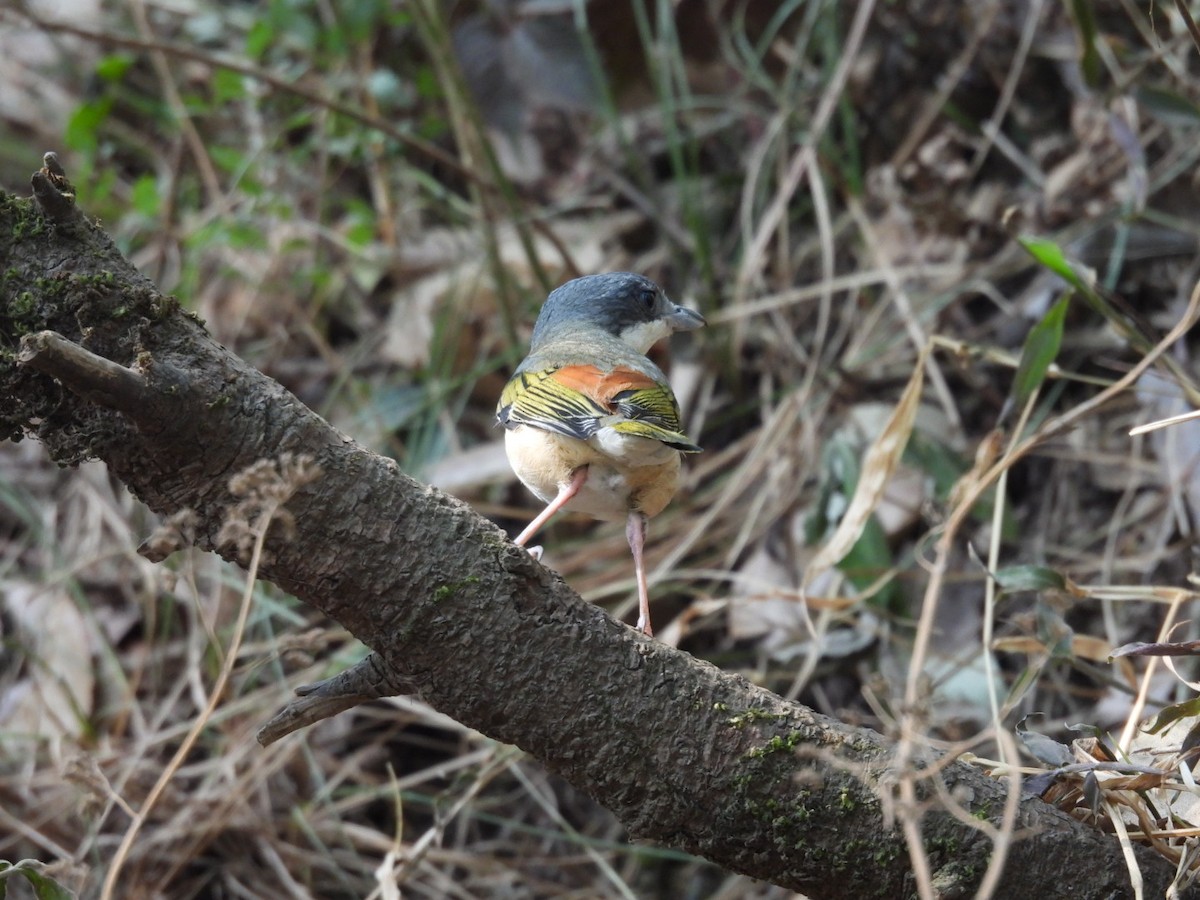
618 319 672 353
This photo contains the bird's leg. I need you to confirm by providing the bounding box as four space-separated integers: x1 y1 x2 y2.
514 466 589 548
626 511 652 636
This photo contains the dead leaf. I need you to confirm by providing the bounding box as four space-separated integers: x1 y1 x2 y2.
802 345 927 592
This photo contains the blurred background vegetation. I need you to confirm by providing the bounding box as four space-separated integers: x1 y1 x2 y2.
3 0 1200 896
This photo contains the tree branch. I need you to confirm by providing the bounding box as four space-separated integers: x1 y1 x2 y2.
0 160 1188 899
256 652 413 745
19 330 156 415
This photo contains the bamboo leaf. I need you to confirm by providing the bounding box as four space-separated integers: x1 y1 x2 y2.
1011 294 1069 410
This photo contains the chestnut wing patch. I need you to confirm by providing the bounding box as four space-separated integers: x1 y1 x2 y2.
551 365 657 407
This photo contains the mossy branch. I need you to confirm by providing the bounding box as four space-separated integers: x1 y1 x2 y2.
0 157 1188 899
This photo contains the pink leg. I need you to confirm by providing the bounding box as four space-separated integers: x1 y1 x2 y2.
514 467 588 547
626 512 652 636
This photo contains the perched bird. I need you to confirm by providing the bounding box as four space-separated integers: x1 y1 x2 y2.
496 272 705 635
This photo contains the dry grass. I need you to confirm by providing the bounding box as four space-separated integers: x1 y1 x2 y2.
4 0 1200 896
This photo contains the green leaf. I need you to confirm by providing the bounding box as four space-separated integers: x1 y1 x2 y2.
1018 235 1130 342
993 564 1067 594
1011 294 1069 410
1019 234 1200 407
1137 85 1200 126
209 145 249 176
1018 237 1093 294
130 174 160 219
1067 0 1101 88
1147 697 1200 734
64 97 115 154
903 434 965 502
245 20 273 59
94 54 133 83
838 515 901 611
0 861 75 900
212 69 248 106
20 870 74 900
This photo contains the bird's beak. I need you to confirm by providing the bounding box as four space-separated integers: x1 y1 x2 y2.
666 304 706 332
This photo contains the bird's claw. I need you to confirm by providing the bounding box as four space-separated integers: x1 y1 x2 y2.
526 545 543 562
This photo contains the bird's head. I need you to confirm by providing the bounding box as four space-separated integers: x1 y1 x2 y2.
529 273 705 354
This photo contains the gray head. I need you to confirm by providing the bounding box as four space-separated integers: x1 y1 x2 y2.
529 272 706 354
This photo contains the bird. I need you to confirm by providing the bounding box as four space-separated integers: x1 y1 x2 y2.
496 272 705 636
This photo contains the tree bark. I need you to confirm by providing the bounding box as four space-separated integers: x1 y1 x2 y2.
0 165 1190 899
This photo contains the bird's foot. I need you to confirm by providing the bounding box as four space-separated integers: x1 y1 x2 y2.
526 545 543 562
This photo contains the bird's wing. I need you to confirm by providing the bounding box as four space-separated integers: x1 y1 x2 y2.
496 366 609 441
497 364 700 452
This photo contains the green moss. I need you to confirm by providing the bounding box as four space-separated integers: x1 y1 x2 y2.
827 838 871 873
70 271 115 286
10 210 46 239
743 795 811 833
9 291 36 318
153 295 183 319
873 841 902 867
726 732 905 881
746 731 803 759
432 575 481 603
923 831 970 864
725 707 787 728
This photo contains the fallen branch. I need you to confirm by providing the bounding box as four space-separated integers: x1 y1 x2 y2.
0 157 1188 898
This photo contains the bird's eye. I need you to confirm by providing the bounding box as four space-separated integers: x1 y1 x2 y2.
639 287 657 309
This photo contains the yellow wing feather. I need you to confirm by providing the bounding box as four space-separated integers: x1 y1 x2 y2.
497 365 699 452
